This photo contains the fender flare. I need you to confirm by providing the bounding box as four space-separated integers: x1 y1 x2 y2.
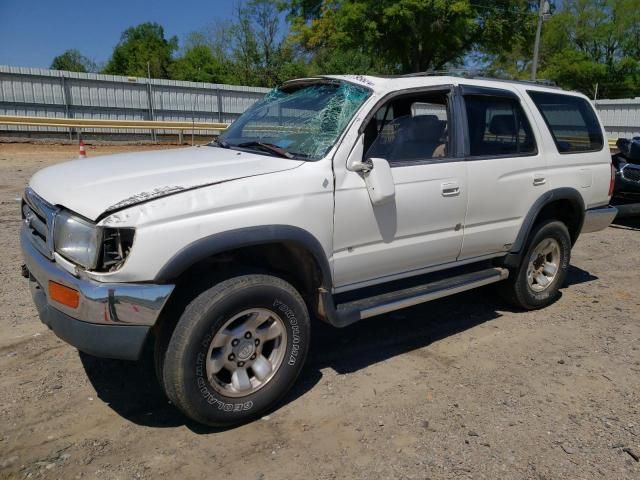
154 225 332 287
504 187 585 267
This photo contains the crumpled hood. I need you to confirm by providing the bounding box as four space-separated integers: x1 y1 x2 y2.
29 146 304 220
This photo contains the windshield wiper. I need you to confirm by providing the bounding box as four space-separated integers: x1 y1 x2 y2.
211 137 230 148
236 141 294 159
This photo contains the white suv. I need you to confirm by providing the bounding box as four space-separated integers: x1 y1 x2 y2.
21 75 617 426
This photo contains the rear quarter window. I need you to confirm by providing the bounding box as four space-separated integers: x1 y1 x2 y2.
527 91 604 154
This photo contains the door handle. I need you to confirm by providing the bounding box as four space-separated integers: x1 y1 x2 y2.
533 174 546 186
441 182 460 197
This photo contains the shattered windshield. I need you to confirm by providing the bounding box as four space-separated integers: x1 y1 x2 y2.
217 80 371 160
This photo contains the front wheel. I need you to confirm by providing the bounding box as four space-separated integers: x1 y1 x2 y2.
161 274 310 427
500 220 571 310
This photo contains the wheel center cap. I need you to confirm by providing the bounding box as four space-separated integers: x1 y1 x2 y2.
235 340 255 361
534 255 544 269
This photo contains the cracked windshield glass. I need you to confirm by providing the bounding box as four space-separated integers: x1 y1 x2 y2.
217 80 370 160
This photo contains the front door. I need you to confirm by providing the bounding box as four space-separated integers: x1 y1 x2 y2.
332 88 468 291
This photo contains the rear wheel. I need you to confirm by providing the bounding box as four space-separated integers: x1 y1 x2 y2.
500 220 571 310
160 274 310 427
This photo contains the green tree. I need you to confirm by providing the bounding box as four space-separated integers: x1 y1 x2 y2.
537 0 640 98
50 49 96 72
223 0 308 86
284 0 538 75
484 0 640 98
103 22 178 78
168 45 226 83
184 20 235 62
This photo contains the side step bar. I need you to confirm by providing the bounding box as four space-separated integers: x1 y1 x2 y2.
334 267 509 323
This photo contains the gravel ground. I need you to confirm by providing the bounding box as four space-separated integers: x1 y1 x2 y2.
0 144 639 480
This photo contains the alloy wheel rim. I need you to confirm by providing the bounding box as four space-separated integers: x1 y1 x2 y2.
205 308 287 398
526 238 561 292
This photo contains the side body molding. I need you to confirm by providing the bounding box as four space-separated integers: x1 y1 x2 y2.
503 187 585 267
154 225 333 288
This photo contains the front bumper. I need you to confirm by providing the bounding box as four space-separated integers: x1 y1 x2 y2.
21 227 174 360
581 205 618 234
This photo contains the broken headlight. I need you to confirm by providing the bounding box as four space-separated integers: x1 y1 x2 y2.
53 210 135 271
54 210 101 269
99 227 135 272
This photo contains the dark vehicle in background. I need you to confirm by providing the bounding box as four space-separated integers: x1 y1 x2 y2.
612 137 640 217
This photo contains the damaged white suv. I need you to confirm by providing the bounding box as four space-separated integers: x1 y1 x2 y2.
21 75 617 426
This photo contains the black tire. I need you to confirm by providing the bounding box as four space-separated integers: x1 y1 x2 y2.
153 311 174 402
161 274 310 427
500 220 571 310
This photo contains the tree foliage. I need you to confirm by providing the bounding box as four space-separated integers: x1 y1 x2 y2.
285 0 539 74
168 45 226 83
538 0 640 98
486 0 640 98
103 22 178 78
50 49 96 73
228 0 308 86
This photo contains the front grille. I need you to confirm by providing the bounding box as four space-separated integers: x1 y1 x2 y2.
622 165 640 183
22 188 57 259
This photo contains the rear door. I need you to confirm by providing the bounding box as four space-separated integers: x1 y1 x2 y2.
458 85 548 260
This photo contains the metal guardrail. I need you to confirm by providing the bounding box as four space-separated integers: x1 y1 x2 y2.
0 114 620 148
0 115 229 131
0 65 269 139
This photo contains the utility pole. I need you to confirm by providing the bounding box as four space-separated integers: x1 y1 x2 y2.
531 0 548 81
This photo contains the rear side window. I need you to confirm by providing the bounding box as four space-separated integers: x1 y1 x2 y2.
527 91 603 154
464 96 537 157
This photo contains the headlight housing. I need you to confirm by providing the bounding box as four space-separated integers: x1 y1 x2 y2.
54 211 135 271
54 211 102 269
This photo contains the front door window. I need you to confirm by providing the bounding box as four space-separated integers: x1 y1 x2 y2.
363 92 451 165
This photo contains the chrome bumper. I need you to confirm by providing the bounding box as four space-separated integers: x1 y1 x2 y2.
21 227 174 359
581 206 618 234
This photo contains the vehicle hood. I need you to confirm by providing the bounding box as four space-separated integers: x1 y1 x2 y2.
29 146 304 221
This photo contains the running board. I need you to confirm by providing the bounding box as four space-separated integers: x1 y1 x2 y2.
334 267 509 323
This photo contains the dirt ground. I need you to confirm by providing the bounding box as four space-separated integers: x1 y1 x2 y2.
0 143 639 480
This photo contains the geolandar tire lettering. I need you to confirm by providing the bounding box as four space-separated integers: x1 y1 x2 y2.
160 274 310 427
273 298 301 366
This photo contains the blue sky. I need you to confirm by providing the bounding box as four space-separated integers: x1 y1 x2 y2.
0 0 240 68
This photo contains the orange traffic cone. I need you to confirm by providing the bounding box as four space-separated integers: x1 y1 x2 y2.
78 139 87 159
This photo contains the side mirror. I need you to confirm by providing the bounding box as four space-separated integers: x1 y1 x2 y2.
363 158 395 205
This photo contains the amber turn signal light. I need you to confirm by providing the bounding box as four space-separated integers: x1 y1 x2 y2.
48 281 80 309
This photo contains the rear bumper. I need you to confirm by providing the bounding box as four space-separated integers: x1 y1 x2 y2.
615 169 640 194
581 206 618 234
613 201 640 218
21 226 174 360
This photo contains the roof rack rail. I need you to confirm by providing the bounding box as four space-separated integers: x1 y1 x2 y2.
470 76 559 88
397 71 560 89
400 69 482 78
400 71 444 77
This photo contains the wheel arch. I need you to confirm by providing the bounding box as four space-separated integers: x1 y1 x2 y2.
155 225 332 286
153 225 337 324
503 188 585 268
